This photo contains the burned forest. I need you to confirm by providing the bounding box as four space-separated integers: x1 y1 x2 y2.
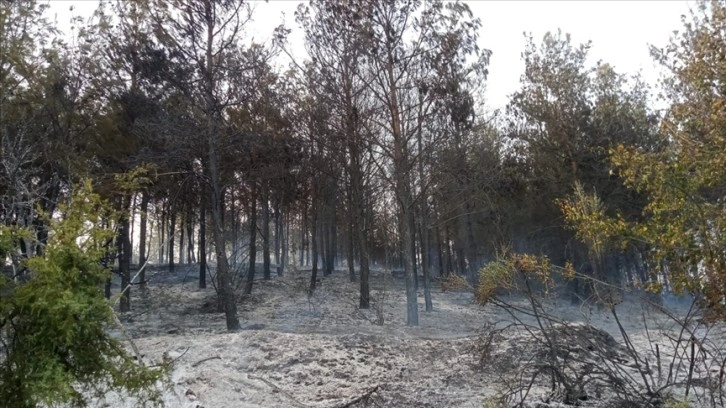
1 0 726 407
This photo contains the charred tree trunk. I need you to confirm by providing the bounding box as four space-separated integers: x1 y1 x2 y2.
415 110 432 310
230 189 238 267
419 209 433 312
262 184 271 280
179 210 185 265
328 208 337 274
435 224 444 277
389 100 418 324
168 210 176 273
347 216 356 282
104 216 112 299
203 0 239 331
158 205 165 264
357 218 371 309
138 192 149 289
283 211 290 272
300 200 307 266
399 188 418 325
210 197 235 322
244 181 258 295
187 206 194 264
276 206 284 276
274 202 281 266
118 196 132 312
321 218 328 275
357 208 370 309
322 206 332 276
348 140 370 308
387 69 418 324
409 211 418 290
199 191 207 289
309 193 319 292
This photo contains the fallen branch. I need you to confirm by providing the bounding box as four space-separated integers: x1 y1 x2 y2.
172 347 190 364
150 347 189 369
248 374 310 408
114 255 154 306
191 355 221 368
111 310 144 364
334 385 380 408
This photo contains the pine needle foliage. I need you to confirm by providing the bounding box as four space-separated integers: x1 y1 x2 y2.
0 180 166 407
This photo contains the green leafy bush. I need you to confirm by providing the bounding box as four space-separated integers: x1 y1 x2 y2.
0 180 166 407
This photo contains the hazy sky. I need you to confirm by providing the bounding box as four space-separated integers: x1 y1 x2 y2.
45 0 695 110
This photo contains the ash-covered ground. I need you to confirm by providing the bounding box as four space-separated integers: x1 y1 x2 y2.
97 265 725 408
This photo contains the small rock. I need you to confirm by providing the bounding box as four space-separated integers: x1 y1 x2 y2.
185 388 197 401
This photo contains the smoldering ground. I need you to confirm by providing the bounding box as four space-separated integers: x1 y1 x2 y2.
95 265 725 408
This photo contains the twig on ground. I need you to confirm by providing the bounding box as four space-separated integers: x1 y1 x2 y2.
191 355 221 368
150 347 190 369
111 311 144 364
248 374 311 408
334 385 380 408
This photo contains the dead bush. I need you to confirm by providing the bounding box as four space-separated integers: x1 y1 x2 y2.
475 253 726 407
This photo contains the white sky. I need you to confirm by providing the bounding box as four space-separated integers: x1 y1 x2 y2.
45 0 695 110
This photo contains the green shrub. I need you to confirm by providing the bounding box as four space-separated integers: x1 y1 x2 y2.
664 399 691 408
0 180 166 407
482 396 505 408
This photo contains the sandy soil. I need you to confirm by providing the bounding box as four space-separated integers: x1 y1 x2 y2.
94 265 725 408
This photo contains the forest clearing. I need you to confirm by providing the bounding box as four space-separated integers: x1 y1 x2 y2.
91 264 723 408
